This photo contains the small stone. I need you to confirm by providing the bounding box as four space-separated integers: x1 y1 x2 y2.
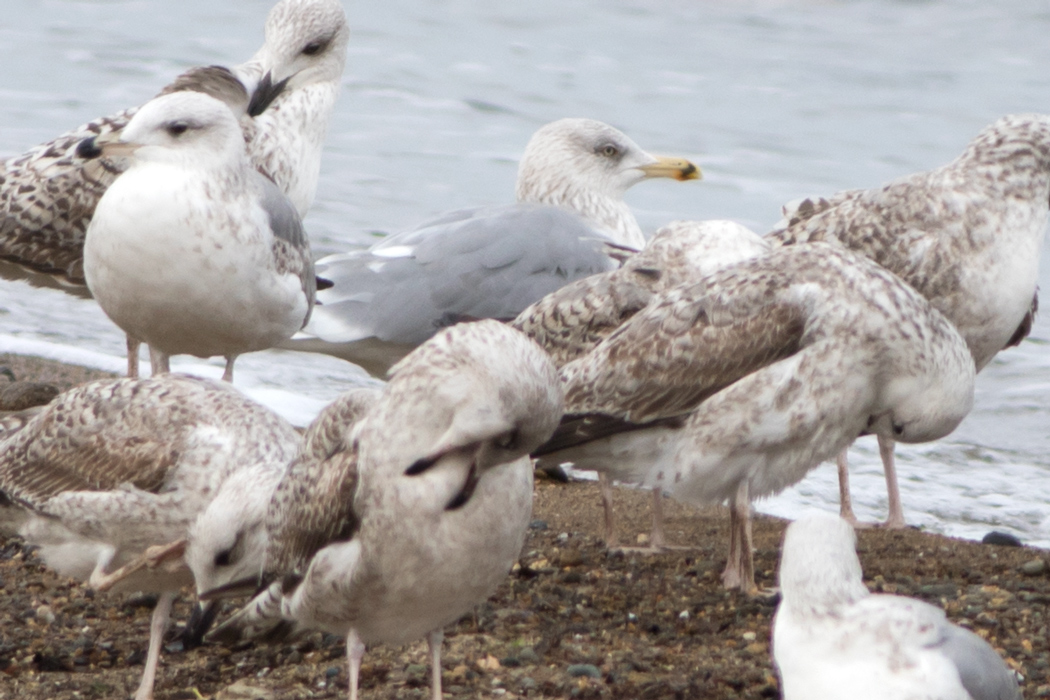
678 610 689 620
34 605 55 625
1021 559 1047 576
920 583 959 598
567 663 602 679
406 664 427 676
324 666 341 679
519 677 538 691
213 680 277 700
982 531 1022 547
517 647 540 665
529 520 549 531
742 631 757 642
636 533 650 546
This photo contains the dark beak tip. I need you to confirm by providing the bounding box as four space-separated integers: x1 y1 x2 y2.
76 137 102 160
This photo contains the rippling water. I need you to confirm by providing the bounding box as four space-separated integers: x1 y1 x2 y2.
1 0 1048 545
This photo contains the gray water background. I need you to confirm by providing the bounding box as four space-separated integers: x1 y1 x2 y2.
0 0 1048 545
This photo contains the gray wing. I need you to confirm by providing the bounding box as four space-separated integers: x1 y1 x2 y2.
938 624 1022 700
307 203 624 346
255 172 316 324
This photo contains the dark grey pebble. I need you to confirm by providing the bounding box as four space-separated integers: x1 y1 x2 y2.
529 520 549 531
567 663 602 679
981 531 1022 547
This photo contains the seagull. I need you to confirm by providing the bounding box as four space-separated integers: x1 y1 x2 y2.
517 219 768 550
770 113 1050 528
0 0 348 375
295 118 701 376
205 320 564 700
773 514 1022 700
0 374 301 700
82 90 316 382
533 243 975 592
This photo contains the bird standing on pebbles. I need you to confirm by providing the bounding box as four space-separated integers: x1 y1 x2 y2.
207 320 564 700
771 113 1050 529
82 91 316 382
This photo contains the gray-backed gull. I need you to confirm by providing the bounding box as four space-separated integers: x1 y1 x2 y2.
83 91 316 382
296 118 700 376
770 113 1050 529
518 219 768 550
773 514 1021 700
207 320 564 700
0 374 300 700
533 244 975 592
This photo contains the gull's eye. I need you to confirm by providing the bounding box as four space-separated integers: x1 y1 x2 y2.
597 143 620 158
213 549 232 567
302 39 327 56
166 121 190 138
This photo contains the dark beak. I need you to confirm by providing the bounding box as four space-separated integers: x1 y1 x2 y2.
179 600 221 649
248 72 291 117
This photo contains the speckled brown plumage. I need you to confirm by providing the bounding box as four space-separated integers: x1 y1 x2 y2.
769 113 1050 371
514 220 769 368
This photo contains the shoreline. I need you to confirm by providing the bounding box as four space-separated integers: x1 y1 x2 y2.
0 352 1047 698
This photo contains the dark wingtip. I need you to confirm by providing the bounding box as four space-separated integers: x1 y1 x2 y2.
75 137 102 160
316 276 334 291
405 454 439 476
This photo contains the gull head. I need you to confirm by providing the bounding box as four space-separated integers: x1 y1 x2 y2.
873 326 976 444
515 118 699 247
245 0 350 117
778 514 869 616
78 91 247 170
184 466 284 598
517 118 699 203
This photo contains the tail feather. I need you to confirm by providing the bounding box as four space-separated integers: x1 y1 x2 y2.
206 580 301 646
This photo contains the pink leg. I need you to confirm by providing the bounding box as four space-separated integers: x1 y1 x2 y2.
222 355 237 383
836 447 860 524
134 590 176 700
878 435 906 529
149 347 170 376
346 629 365 700
127 337 141 378
650 488 667 549
427 629 444 700
721 481 756 593
598 472 620 549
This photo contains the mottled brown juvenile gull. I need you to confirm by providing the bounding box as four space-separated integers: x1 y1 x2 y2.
83 91 316 382
206 320 564 700
518 219 768 550
0 0 348 375
533 244 975 592
0 374 300 700
773 514 1022 700
297 118 700 376
770 113 1050 529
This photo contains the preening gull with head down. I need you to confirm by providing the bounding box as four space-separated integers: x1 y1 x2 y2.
0 0 348 375
0 374 300 700
206 320 564 700
773 514 1022 700
295 118 700 376
533 243 975 592
517 219 768 550
770 113 1050 529
82 90 316 382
